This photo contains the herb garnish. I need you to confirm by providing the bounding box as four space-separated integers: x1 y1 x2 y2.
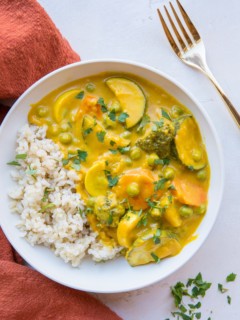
83 127 93 136
7 161 21 166
75 91 84 99
151 252 161 263
96 131 106 142
107 212 113 225
118 112 129 123
218 283 228 293
153 229 161 244
7 153 28 166
118 146 130 154
97 97 108 113
162 109 171 121
16 154 27 160
154 158 170 165
62 149 87 169
26 166 37 176
108 109 116 121
154 178 168 191
104 171 119 188
227 295 231 305
226 273 237 282
137 114 150 133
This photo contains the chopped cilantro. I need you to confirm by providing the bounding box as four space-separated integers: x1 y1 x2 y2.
96 131 106 142
154 158 170 165
118 146 130 154
40 203 56 212
154 178 168 191
105 160 109 166
108 109 116 121
107 212 113 225
71 163 81 171
153 229 161 244
218 283 228 293
75 91 84 99
16 153 27 160
110 140 116 146
7 160 20 166
151 252 161 263
62 158 69 166
227 295 231 305
153 118 164 128
168 184 176 190
105 172 119 187
137 214 148 227
77 149 87 162
109 149 118 154
97 97 108 113
162 108 171 121
118 112 129 123
83 127 93 136
137 114 150 133
226 273 237 282
26 166 37 176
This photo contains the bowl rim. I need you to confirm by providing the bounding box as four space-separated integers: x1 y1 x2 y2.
0 59 224 293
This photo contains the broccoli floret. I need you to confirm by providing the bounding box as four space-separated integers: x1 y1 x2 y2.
136 119 175 158
93 192 125 227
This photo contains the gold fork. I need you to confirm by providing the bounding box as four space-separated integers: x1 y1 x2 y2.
157 0 240 128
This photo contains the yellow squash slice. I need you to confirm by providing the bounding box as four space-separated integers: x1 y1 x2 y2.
126 229 181 267
84 161 109 196
175 117 207 170
106 77 146 128
53 89 81 123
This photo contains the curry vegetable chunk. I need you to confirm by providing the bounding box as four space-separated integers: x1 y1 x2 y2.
28 73 210 267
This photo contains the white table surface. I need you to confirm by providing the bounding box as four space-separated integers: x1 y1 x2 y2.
38 1 240 319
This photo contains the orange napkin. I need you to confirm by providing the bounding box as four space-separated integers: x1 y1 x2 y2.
0 1 121 319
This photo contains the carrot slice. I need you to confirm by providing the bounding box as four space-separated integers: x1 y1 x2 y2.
173 177 207 206
113 169 155 210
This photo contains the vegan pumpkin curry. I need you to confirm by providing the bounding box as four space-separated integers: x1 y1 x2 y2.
28 73 210 266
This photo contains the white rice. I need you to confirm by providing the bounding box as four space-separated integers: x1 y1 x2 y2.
8 125 121 266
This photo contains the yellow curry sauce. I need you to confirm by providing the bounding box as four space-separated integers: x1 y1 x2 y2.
28 73 210 266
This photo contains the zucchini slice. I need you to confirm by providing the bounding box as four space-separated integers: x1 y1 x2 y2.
175 117 207 170
106 77 146 128
84 161 109 196
126 229 181 267
53 89 80 123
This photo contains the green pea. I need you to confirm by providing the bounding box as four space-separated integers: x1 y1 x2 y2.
85 82 96 92
108 100 122 113
59 133 73 145
171 105 183 119
130 147 142 160
126 182 140 197
163 167 175 180
148 153 159 166
48 124 60 136
192 149 202 162
150 207 162 219
179 205 193 217
120 131 131 139
103 114 117 129
197 169 207 181
87 197 95 207
60 123 70 132
195 204 207 215
37 106 48 118
124 157 133 166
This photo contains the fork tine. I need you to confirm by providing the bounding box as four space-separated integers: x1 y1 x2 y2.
157 8 181 57
176 0 200 42
164 5 187 51
169 2 193 47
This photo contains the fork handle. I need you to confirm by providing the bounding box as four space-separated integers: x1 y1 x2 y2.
202 67 240 127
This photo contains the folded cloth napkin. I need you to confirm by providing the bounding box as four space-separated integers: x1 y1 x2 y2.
0 230 121 320
0 1 121 319
0 0 80 100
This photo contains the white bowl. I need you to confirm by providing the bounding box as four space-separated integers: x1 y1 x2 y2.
0 60 224 293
